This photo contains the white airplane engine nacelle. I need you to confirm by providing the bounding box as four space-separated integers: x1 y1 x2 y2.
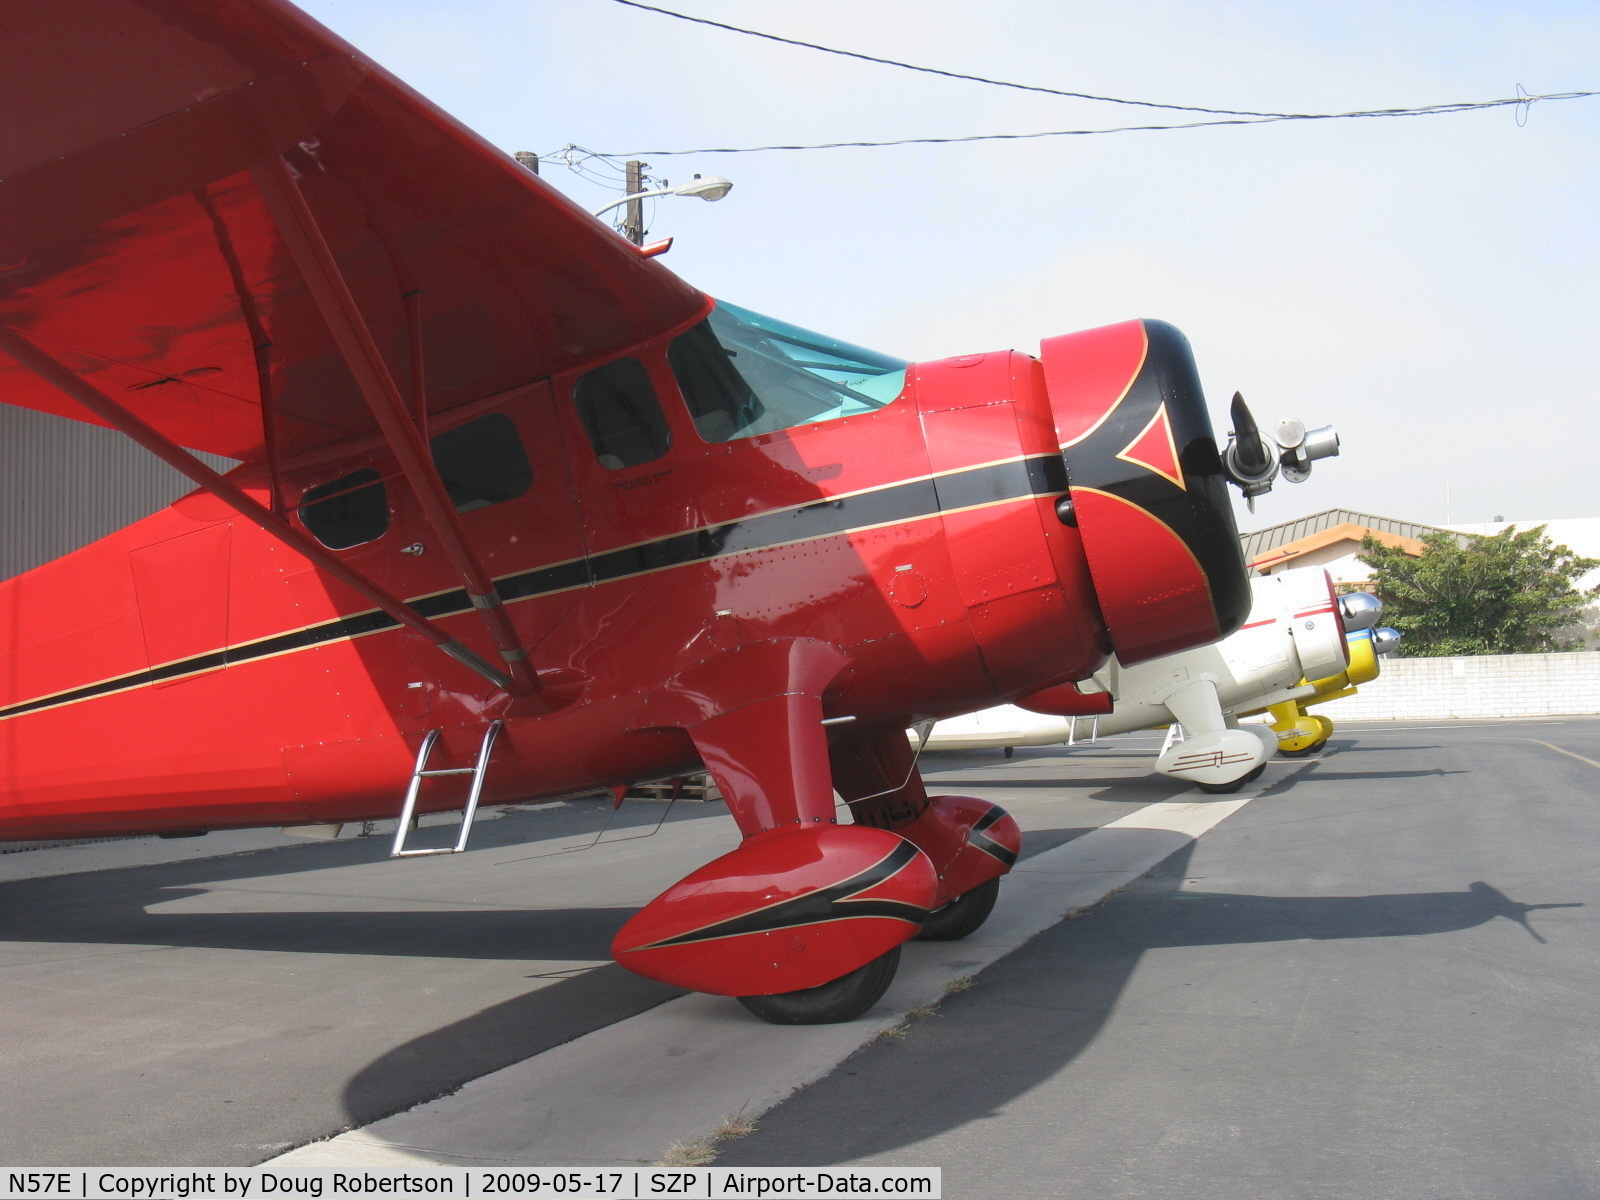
1276 568 1349 683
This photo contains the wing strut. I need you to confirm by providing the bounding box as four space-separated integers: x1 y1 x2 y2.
0 322 515 694
252 156 539 697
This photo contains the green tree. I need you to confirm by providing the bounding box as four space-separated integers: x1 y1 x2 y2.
1357 525 1598 657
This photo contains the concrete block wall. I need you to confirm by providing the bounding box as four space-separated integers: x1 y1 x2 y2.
1316 651 1600 720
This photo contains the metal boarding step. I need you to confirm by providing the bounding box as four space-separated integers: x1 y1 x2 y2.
1067 715 1101 746
391 720 504 858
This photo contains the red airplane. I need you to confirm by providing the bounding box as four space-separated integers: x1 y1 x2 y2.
0 0 1334 1023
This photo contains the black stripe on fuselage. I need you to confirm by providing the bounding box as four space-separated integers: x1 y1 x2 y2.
0 608 408 722
934 454 1068 513
587 477 940 585
1 455 1067 722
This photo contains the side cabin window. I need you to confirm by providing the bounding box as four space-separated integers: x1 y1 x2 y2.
430 412 533 512
668 301 907 443
572 356 671 470
297 414 532 550
298 468 388 550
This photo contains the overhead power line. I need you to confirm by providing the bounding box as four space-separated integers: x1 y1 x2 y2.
607 0 1294 118
598 91 1596 156
601 0 1597 156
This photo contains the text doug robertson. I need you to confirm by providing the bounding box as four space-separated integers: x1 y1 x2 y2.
95 1174 454 1198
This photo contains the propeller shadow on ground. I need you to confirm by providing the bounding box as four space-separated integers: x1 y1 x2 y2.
706 841 1582 1166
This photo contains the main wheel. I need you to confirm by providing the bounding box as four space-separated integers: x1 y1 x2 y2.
1277 738 1327 759
915 876 1002 942
1194 762 1264 795
737 946 902 1025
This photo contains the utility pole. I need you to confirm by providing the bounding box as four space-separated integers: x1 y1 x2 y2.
622 160 646 245
513 151 539 174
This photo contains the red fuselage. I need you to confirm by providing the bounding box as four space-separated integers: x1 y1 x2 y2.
0 306 1250 841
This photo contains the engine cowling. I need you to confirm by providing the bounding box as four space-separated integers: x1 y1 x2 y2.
1039 319 1252 666
1279 567 1350 682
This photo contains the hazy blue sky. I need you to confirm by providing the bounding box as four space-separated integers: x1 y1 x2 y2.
298 0 1599 530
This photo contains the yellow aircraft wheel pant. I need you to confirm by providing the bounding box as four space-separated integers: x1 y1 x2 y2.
1268 701 1327 756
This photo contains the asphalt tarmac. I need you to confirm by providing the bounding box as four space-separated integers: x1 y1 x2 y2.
2 717 1596 1197
724 718 1600 1199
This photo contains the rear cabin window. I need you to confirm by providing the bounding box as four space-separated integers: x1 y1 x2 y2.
430 412 533 512
298 468 388 550
668 301 907 443
572 356 671 470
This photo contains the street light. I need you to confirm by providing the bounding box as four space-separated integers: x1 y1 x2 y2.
591 174 734 218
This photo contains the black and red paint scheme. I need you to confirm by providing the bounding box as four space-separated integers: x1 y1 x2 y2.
0 0 1317 1021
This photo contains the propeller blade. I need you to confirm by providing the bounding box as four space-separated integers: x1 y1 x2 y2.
1230 392 1272 475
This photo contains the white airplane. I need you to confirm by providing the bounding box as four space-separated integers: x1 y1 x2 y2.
1246 622 1399 756
924 567 1396 792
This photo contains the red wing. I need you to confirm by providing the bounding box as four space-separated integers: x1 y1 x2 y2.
0 0 705 461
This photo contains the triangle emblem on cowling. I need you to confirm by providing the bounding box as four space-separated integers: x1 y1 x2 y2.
1115 404 1185 490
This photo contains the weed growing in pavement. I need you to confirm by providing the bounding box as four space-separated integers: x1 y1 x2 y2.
656 1138 716 1167
654 1110 756 1167
875 1001 941 1042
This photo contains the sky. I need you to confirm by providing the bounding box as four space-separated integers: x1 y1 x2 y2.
296 0 1600 531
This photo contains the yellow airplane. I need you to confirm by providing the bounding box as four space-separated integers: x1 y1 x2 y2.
1246 625 1400 756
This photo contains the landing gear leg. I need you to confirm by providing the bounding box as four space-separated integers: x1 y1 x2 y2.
1155 678 1270 790
615 640 934 1025
832 727 1019 942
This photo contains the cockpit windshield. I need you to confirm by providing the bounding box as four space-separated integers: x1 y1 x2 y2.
667 301 908 443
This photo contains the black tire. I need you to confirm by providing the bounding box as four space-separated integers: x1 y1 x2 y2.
737 946 902 1025
1277 739 1327 759
915 876 1002 942
1195 763 1266 794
